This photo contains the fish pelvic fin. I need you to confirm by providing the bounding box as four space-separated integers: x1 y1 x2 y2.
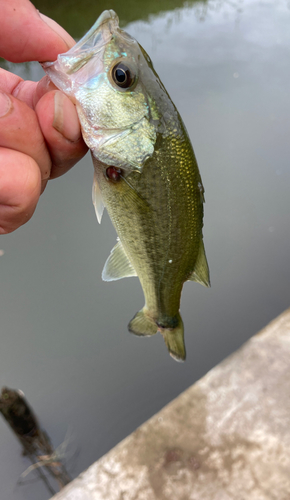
128 308 158 337
92 171 105 224
159 313 186 362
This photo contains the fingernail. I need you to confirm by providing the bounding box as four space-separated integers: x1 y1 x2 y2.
0 92 12 118
39 13 76 49
53 91 81 142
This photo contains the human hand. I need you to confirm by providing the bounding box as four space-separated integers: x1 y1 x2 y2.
0 0 88 234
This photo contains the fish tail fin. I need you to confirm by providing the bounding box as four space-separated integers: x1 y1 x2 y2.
159 313 186 362
128 309 186 362
128 308 158 337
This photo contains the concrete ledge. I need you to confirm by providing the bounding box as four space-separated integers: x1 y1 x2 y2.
52 308 290 500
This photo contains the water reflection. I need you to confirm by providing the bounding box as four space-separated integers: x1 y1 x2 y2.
1 1 290 499
0 59 40 80
32 0 206 36
0 387 71 496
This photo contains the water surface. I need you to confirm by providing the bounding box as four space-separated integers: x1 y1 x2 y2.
1 0 290 498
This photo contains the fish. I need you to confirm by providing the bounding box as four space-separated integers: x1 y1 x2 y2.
42 10 210 361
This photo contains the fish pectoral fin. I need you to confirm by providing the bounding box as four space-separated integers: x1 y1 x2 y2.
128 309 158 336
120 176 151 213
102 240 137 281
188 239 210 287
92 171 105 224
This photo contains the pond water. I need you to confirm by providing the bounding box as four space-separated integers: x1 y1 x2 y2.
1 0 290 498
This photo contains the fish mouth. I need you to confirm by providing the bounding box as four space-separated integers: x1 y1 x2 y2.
42 9 137 95
90 9 119 32
42 10 119 78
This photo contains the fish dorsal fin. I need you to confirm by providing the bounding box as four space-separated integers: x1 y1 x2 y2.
188 239 210 287
92 171 105 224
102 240 137 281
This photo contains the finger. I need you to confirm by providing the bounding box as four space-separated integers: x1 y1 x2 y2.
36 90 88 179
0 68 37 109
0 0 75 63
0 147 41 234
0 91 51 180
33 76 58 107
0 69 58 111
38 13 75 50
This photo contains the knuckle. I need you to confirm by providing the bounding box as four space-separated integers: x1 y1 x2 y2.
0 150 41 233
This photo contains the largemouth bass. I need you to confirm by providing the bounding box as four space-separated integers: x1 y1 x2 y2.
43 10 210 361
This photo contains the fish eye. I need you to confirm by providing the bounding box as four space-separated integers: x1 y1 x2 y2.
111 62 136 90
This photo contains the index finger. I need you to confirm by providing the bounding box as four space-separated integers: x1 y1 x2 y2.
0 0 75 63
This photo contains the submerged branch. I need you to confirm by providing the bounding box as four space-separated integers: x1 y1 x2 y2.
0 386 71 494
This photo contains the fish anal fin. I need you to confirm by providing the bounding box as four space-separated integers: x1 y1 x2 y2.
92 171 105 224
188 239 210 288
102 241 137 281
128 308 158 336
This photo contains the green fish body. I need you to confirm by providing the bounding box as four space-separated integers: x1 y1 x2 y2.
43 10 210 361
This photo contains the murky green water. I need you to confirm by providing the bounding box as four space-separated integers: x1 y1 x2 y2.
1 0 290 498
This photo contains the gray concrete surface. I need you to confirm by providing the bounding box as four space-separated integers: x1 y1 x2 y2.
51 308 290 500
